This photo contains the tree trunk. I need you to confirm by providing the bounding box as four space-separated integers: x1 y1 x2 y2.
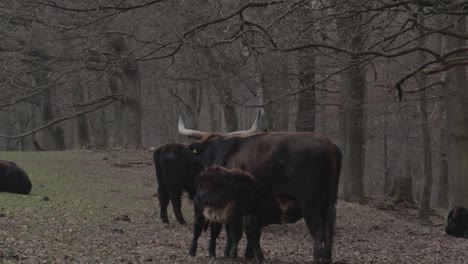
339 14 367 202
207 92 219 132
220 82 239 132
438 153 449 208
387 177 414 204
295 51 316 132
73 83 91 148
295 8 316 132
39 87 65 150
417 29 433 221
183 80 202 131
417 77 433 220
383 109 391 193
437 84 449 209
261 54 290 132
107 33 142 148
97 110 109 148
203 48 239 133
445 17 468 207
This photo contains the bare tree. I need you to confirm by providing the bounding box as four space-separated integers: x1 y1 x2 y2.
338 10 367 202
107 33 143 148
417 19 434 220
445 16 468 207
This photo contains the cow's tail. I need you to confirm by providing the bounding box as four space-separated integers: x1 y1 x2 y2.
327 140 342 205
153 148 164 186
323 140 342 259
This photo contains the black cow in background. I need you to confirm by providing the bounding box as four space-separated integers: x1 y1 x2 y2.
192 166 301 263
445 206 468 238
153 143 203 224
0 160 32 195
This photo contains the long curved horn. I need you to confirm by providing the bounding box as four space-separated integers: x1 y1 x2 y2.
178 115 206 139
227 108 264 136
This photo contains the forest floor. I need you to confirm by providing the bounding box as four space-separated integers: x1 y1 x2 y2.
0 149 466 264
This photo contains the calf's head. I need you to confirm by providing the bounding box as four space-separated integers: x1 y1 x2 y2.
195 166 258 223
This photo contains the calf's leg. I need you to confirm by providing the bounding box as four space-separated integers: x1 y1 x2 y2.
189 204 205 256
227 215 243 259
208 222 223 257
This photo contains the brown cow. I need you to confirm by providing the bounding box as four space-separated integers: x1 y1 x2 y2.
179 109 342 264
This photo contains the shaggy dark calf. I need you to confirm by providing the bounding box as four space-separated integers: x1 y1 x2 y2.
446 206 468 238
191 166 300 263
0 160 32 195
153 143 203 224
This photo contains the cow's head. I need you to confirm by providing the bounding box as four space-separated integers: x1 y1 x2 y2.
445 206 468 238
178 109 264 165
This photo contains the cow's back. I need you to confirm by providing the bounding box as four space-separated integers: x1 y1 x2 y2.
154 144 200 195
224 133 339 202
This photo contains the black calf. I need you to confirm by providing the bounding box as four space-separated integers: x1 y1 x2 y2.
0 160 32 195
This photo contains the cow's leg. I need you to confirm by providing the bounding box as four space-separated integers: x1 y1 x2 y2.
244 216 264 263
244 240 255 260
170 189 186 224
189 204 205 256
301 201 328 264
208 222 222 257
243 215 256 260
227 216 243 259
224 224 231 257
323 204 336 262
157 186 170 224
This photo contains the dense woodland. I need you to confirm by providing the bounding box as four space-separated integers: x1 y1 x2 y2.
1 1 468 219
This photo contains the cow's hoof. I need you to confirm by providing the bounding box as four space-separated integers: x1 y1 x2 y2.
189 246 197 257
244 251 254 260
161 218 169 224
314 257 331 264
177 219 187 225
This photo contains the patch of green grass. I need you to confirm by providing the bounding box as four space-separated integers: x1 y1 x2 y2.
0 150 219 263
0 150 156 226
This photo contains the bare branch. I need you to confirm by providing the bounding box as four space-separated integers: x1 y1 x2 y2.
0 95 121 140
34 0 171 13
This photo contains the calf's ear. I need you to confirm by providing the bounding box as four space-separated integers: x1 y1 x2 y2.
189 143 204 154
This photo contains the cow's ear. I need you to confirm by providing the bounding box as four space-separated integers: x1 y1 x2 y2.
189 143 204 154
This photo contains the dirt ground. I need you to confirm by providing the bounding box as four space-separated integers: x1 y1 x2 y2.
0 150 466 264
